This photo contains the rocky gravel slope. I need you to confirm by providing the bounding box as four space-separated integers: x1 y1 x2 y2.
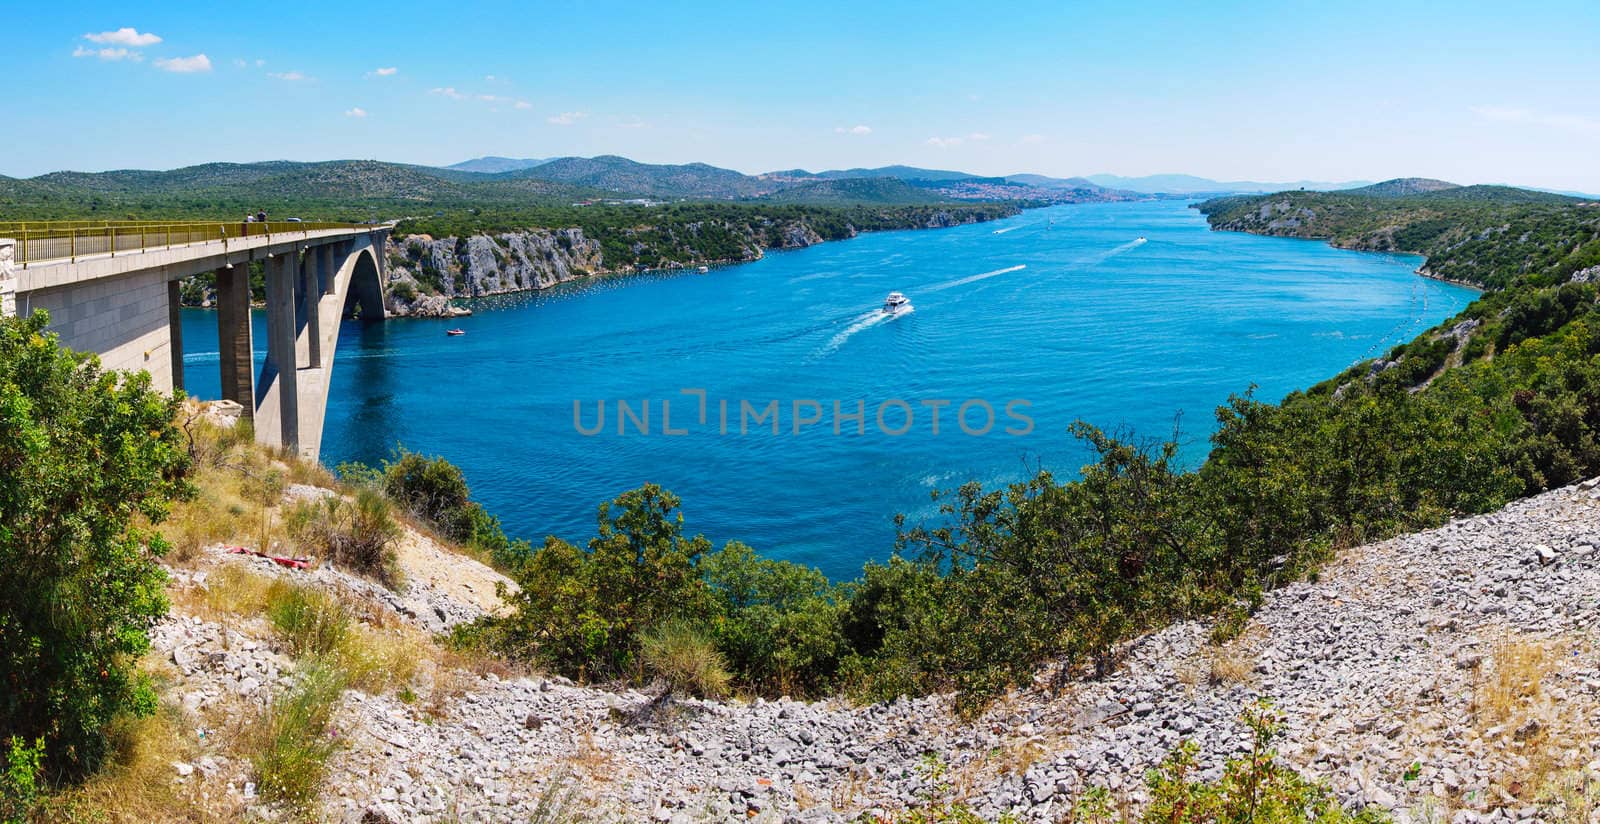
154 479 1600 822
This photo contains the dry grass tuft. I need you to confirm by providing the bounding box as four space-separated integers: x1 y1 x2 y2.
639 620 731 699
340 624 427 695
1207 642 1255 686
1472 633 1600 818
569 726 616 783
40 678 243 823
1474 635 1549 729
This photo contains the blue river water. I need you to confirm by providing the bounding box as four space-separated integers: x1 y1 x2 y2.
180 200 1477 581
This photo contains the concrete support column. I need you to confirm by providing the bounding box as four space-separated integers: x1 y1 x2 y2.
0 238 16 318
264 254 299 452
166 280 184 393
215 264 254 418
318 245 336 296
301 249 322 368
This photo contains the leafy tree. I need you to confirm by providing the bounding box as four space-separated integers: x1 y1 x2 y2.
0 311 191 778
481 485 718 680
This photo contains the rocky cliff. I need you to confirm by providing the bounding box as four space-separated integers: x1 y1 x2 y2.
382 221 809 317
384 228 603 316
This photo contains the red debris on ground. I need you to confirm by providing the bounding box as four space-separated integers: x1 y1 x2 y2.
225 546 312 570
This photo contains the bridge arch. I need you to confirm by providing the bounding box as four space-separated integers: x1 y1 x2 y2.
343 245 386 320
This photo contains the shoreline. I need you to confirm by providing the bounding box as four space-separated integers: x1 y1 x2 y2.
1206 224 1490 292
385 205 1023 316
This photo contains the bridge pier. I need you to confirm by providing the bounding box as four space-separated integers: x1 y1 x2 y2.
317 245 335 296
301 249 322 369
215 263 255 418
261 253 301 453
167 280 184 392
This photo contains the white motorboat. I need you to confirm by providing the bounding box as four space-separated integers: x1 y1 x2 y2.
882 291 913 315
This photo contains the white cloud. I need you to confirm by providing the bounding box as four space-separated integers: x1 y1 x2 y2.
1019 133 1046 144
477 93 505 102
255 59 265 67
371 66 398 77
967 132 991 141
925 136 963 148
154 54 211 73
73 46 141 61
84 27 161 47
232 58 246 67
514 100 533 110
345 107 367 118
834 125 872 135
548 111 587 126
430 86 466 100
268 70 309 81
1470 104 1600 133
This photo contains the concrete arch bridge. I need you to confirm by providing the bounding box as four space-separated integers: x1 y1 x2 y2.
0 220 391 461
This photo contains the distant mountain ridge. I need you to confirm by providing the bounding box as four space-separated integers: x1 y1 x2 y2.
445 156 549 174
764 165 980 183
1085 173 1374 194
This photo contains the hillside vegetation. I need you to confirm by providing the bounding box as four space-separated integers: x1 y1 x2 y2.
754 177 958 205
1199 184 1599 289
394 202 1019 277
0 156 1146 226
0 160 603 221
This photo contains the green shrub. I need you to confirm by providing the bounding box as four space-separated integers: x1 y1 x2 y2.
1138 701 1388 824
1 737 44 824
640 620 731 698
251 661 347 813
377 449 530 569
389 280 418 302
702 541 847 696
0 310 191 778
286 489 402 587
382 449 475 539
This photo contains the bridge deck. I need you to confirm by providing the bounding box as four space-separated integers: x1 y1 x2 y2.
12 222 387 294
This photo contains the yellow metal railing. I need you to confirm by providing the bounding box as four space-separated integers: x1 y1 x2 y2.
0 220 373 269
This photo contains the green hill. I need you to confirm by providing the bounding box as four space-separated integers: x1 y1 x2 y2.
1343 177 1460 197
504 155 772 199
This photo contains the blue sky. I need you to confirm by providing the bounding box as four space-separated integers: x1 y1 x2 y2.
7 0 1600 190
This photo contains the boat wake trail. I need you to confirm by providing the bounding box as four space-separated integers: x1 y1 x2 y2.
1049 239 1147 274
924 264 1027 292
992 225 1024 235
815 309 904 358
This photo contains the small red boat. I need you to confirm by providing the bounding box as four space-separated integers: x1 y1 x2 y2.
446 328 466 336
